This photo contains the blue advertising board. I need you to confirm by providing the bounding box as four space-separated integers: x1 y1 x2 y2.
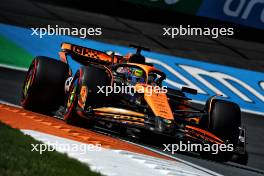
0 23 264 115
198 0 264 30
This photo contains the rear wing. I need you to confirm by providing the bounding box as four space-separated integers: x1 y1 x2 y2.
60 42 124 65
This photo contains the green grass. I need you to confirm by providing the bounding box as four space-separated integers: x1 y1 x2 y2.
0 122 102 176
0 34 33 68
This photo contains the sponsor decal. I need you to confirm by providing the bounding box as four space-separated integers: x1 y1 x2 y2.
198 0 264 30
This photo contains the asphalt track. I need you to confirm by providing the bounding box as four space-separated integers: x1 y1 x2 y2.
0 0 264 175
1 61 264 176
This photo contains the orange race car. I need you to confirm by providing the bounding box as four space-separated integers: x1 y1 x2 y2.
21 43 247 164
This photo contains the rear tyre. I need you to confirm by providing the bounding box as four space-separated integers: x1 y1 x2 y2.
64 65 111 126
21 56 69 113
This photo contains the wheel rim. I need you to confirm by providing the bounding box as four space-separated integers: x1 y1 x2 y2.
64 77 79 120
23 69 34 97
67 84 77 109
21 60 37 104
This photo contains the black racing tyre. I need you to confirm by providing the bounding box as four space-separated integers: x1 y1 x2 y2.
79 65 112 105
21 56 70 113
202 99 241 161
64 65 111 125
209 100 241 145
231 151 248 165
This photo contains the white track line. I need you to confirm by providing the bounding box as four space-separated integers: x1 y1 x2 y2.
22 130 221 176
0 100 22 108
0 64 27 72
240 108 264 116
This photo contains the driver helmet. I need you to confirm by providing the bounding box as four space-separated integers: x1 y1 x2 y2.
133 69 143 77
128 68 144 84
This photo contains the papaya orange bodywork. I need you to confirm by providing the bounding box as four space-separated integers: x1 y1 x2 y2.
185 125 224 144
61 42 124 64
133 83 173 120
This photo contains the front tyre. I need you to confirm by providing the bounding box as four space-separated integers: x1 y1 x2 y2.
231 151 248 165
203 99 241 161
210 100 241 146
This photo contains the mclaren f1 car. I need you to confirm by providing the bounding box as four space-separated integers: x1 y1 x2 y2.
21 42 248 164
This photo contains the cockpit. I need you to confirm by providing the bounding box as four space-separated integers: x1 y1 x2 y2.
114 64 165 86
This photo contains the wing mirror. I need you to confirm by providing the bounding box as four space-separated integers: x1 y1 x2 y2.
181 87 198 95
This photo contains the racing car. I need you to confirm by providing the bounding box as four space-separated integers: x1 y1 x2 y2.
21 42 248 164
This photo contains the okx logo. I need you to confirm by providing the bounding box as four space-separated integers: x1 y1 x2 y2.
223 0 264 22
198 0 264 30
